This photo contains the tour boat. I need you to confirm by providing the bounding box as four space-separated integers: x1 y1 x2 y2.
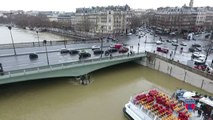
123 89 203 120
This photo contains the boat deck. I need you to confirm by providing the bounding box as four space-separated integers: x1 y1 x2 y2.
125 89 205 120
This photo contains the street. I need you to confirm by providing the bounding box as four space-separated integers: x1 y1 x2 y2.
0 29 213 72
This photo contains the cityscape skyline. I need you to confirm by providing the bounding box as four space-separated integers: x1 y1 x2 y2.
1 0 213 12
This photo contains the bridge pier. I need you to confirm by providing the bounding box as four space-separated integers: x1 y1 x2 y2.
77 74 91 85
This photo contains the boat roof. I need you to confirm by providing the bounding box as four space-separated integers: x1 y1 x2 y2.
199 97 213 107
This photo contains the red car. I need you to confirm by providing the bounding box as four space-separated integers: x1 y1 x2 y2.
119 47 129 53
156 47 169 54
111 44 123 49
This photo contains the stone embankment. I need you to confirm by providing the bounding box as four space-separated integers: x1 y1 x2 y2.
138 52 213 94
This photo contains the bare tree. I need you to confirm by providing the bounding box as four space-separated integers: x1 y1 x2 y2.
130 15 142 29
75 18 94 32
203 37 213 64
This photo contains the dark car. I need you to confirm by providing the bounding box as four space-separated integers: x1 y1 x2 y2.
188 47 195 52
105 48 118 56
166 40 172 43
60 48 69 54
118 47 129 53
194 47 202 52
93 49 104 55
69 50 79 55
0 63 3 75
192 44 201 48
29 53 38 60
79 52 91 59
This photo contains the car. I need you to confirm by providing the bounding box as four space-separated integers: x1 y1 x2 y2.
172 39 178 43
118 47 129 53
156 47 169 54
172 42 179 46
180 42 187 46
110 43 123 49
29 53 38 59
91 45 100 50
79 52 91 59
127 33 132 36
189 47 195 52
60 48 69 54
93 49 104 55
156 40 162 45
0 63 4 75
194 47 202 52
69 50 79 55
192 44 201 48
191 52 206 59
105 48 118 56
166 40 172 43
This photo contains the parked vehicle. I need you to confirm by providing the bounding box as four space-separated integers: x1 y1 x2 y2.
194 47 202 52
93 49 104 55
156 40 162 45
189 47 196 52
166 39 172 43
0 63 4 75
191 52 206 59
127 33 132 36
172 39 178 43
60 48 69 54
192 43 201 48
69 50 79 55
180 42 187 46
79 52 91 59
172 42 179 46
29 53 38 60
156 47 169 54
118 47 129 53
91 45 100 50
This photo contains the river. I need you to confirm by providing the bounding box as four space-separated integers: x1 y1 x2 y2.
0 62 212 120
0 25 66 44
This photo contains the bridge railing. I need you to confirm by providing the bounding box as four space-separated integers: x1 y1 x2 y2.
0 52 146 79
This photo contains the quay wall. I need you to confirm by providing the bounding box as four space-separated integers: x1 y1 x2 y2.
136 52 213 94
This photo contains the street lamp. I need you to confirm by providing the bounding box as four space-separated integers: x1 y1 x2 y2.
8 26 16 55
36 31 40 46
63 26 67 48
43 40 49 65
100 26 104 58
138 35 141 53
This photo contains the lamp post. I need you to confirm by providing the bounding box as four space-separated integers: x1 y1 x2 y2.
43 40 49 65
138 35 141 53
8 26 16 55
63 26 67 48
36 31 40 46
100 26 104 58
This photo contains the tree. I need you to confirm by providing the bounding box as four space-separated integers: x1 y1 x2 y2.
75 17 95 32
130 15 142 29
203 38 213 64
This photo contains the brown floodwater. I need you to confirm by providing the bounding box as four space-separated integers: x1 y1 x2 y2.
0 62 212 120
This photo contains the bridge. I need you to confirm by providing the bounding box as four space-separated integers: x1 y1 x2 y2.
0 52 146 85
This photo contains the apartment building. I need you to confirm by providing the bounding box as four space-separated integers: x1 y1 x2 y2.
72 5 131 34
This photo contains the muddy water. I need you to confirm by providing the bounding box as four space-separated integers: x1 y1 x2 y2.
0 62 212 120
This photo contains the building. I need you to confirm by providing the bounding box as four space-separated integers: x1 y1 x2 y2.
72 5 131 34
189 0 194 7
146 6 213 33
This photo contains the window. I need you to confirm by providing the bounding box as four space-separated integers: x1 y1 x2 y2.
109 18 111 23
